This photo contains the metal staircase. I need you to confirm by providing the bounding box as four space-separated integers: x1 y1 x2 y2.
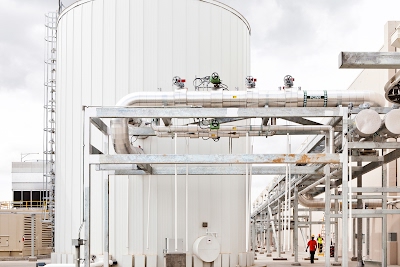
43 11 57 250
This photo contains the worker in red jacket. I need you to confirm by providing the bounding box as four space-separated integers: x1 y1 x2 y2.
306 235 317 263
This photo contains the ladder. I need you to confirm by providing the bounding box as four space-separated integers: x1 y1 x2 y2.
43 11 57 251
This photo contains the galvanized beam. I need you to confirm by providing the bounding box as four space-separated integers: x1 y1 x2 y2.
87 107 344 119
350 156 382 162
349 187 400 193
353 149 400 178
91 117 109 135
90 153 341 165
348 142 400 149
339 52 400 69
97 165 324 175
349 107 393 114
280 117 322 126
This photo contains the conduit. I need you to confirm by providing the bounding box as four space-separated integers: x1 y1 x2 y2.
111 90 384 154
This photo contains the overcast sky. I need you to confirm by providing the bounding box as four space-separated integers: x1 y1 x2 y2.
0 0 399 202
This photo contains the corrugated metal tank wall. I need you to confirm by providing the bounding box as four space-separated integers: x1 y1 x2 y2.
56 0 251 265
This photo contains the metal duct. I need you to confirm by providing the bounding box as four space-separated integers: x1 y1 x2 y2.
111 90 385 154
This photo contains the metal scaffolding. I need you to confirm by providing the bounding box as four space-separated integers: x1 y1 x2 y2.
81 106 400 267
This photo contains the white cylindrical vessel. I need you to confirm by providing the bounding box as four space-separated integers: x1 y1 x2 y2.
193 235 221 262
56 0 250 265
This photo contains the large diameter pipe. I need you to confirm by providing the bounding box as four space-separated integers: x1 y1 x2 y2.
351 109 381 137
111 90 384 154
114 90 385 108
378 109 400 137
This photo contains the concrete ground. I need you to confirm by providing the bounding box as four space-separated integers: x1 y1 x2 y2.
0 258 51 267
0 253 394 267
254 250 394 267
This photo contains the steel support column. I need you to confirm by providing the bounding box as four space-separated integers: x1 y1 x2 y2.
342 107 349 267
324 165 331 267
278 199 282 257
334 188 339 264
357 162 363 267
382 159 388 267
292 186 300 266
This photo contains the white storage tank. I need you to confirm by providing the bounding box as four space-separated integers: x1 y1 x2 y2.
55 0 251 266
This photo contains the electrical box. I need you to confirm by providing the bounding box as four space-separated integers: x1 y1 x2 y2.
389 233 397 241
0 236 9 247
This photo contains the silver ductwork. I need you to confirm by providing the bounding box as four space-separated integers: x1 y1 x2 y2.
111 89 385 154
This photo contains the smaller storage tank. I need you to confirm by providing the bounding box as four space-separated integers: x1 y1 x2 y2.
193 235 220 262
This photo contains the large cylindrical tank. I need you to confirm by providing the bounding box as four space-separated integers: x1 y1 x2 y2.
56 0 250 266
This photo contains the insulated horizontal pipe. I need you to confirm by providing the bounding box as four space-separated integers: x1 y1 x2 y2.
152 124 333 133
377 109 400 137
112 90 384 154
350 109 381 137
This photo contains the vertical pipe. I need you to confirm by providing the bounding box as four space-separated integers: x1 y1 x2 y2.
293 186 299 264
329 127 334 154
83 108 91 267
185 138 189 252
366 218 370 260
174 133 178 251
325 165 331 265
75 245 80 267
278 199 281 257
342 107 349 267
352 219 356 258
357 162 363 267
84 186 90 267
104 176 109 267
246 132 249 252
288 135 291 251
309 210 312 242
349 155 353 254
284 134 288 252
334 188 339 263
266 211 271 255
268 205 278 251
146 176 151 250
382 158 388 267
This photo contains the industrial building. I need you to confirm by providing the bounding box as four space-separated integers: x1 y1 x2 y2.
0 161 52 258
8 0 399 267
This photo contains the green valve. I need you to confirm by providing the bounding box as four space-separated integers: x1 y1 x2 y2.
210 72 221 85
210 119 220 130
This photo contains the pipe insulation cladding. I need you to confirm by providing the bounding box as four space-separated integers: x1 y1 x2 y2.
379 109 400 137
351 109 382 137
111 89 385 154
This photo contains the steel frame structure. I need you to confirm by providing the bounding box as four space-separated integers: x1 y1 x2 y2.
82 106 400 267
